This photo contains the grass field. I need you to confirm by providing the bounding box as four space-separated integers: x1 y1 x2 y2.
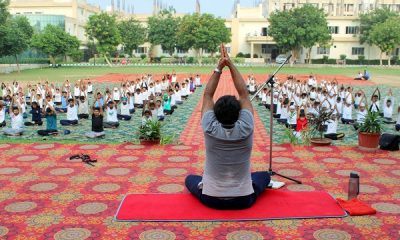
0 65 399 84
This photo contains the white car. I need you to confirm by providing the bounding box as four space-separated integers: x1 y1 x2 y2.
275 54 289 64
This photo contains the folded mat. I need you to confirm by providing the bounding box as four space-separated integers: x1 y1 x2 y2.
115 190 347 222
337 198 376 216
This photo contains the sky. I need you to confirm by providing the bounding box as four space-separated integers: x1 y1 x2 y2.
86 0 262 17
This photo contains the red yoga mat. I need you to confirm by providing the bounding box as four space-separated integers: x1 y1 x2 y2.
115 190 347 222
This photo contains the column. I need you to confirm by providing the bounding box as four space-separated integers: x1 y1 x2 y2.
251 42 254 60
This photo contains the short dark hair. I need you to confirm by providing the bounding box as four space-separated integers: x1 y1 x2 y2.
214 95 241 126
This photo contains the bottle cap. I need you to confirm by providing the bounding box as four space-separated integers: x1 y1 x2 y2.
350 172 359 178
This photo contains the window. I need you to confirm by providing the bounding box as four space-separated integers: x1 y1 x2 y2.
283 3 294 11
395 4 400 12
317 47 330 55
352 47 364 55
162 49 169 54
136 47 147 54
345 4 354 12
346 26 360 34
226 47 231 54
322 3 334 14
261 44 277 54
395 48 399 56
261 27 268 36
328 26 339 34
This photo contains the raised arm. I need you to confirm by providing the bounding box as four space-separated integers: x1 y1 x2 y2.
201 44 225 116
224 46 253 114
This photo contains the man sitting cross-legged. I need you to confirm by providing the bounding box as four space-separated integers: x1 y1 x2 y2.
85 99 105 139
185 44 271 210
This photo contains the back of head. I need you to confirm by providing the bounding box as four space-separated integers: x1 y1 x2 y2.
214 95 241 126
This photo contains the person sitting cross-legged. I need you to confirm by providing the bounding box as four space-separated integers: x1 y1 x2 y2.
37 101 58 136
85 100 105 138
103 101 119 129
117 97 132 121
185 44 270 210
60 98 78 126
3 96 24 136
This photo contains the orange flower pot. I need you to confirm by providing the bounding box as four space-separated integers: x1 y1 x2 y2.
358 132 381 152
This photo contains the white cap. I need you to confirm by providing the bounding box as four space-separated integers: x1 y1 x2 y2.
360 103 365 107
289 105 296 110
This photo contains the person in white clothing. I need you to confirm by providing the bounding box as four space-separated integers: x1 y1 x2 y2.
0 101 6 127
117 97 132 121
104 101 119 128
60 99 78 125
3 96 24 136
324 114 345 140
383 89 394 123
369 87 381 113
341 101 354 124
112 87 121 104
195 74 202 87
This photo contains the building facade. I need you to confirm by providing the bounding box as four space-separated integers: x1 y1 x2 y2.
7 0 400 63
9 0 101 43
228 0 400 63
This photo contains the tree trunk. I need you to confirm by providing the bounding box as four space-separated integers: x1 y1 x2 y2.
197 49 203 65
388 53 391 66
380 51 383 66
49 55 56 65
290 49 295 67
308 48 312 64
15 55 20 73
104 54 113 67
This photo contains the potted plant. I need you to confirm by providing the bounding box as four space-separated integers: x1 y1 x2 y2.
138 119 162 145
308 108 334 146
358 111 382 151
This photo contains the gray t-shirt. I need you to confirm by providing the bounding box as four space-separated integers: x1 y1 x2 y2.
201 109 254 197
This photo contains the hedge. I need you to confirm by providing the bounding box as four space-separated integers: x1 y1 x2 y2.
0 57 50 64
311 58 399 65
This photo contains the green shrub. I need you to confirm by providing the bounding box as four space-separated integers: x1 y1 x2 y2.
232 57 245 64
88 57 106 64
322 55 329 64
160 57 177 64
0 56 50 64
340 54 347 60
244 53 251 58
140 54 147 59
236 52 245 58
187 57 195 64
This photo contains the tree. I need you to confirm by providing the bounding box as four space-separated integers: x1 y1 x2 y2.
177 13 231 63
0 16 34 72
85 12 121 66
292 5 331 64
370 17 400 66
360 8 398 45
148 9 180 56
31 25 80 64
269 4 331 65
0 0 9 25
118 18 146 56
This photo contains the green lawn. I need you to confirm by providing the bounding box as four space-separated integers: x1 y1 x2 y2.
1 65 400 83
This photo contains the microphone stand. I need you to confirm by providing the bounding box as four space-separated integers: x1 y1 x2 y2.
251 55 302 184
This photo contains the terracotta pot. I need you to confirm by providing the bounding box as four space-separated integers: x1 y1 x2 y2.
358 132 380 151
310 138 332 146
139 139 160 145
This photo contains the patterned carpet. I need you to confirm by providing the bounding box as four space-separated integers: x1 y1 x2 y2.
0 73 399 239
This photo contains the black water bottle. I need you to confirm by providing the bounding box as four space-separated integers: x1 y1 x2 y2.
348 172 360 200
